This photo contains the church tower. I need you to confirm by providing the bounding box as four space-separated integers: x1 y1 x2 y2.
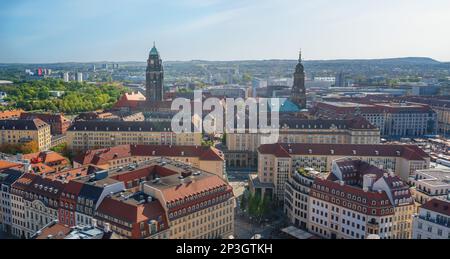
290 50 307 109
146 43 164 103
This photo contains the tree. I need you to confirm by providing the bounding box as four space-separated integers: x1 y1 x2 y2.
22 140 39 154
221 133 227 145
0 78 127 114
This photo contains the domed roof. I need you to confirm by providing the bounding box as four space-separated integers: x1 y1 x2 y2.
149 42 159 56
295 50 304 72
296 62 304 72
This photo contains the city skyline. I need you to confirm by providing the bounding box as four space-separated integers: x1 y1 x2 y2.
1 0 450 63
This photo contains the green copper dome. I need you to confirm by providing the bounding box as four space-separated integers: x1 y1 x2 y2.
150 42 159 56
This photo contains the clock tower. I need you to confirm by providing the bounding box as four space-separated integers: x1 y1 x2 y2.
146 42 164 103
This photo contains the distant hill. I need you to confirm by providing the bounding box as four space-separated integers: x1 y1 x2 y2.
306 57 442 65
0 57 444 66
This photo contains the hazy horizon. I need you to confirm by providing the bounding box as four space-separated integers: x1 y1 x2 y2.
0 56 447 65
2 0 450 63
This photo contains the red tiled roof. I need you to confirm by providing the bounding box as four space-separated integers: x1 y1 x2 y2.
35 223 71 239
61 180 85 199
161 175 229 203
74 145 224 166
46 167 90 182
97 197 167 224
22 174 66 203
114 92 146 109
30 163 56 175
421 199 450 217
0 160 23 171
258 143 429 161
110 165 178 184
11 173 39 191
23 151 68 165
0 109 23 120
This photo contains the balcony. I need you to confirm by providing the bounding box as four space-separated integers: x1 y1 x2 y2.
418 215 450 228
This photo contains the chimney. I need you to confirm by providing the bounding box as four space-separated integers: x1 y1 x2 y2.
104 223 111 233
91 219 97 228
340 181 345 186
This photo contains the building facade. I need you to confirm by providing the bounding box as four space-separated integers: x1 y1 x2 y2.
9 173 38 238
0 169 24 234
73 144 226 178
412 198 450 239
0 119 51 151
22 176 65 238
308 158 415 239
20 112 71 135
66 121 202 151
284 168 321 230
251 143 430 201
226 118 381 154
314 101 438 138
409 168 450 205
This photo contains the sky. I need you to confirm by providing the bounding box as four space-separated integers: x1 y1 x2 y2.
1 0 450 63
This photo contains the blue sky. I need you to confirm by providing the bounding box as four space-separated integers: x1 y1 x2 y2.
1 0 450 63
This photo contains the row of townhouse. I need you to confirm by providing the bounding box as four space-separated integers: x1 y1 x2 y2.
1 157 235 239
283 158 416 239
250 143 430 202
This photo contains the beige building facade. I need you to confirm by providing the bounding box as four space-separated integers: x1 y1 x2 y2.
67 121 202 151
0 119 51 151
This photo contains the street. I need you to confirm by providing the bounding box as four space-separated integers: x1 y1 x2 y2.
227 170 287 239
0 230 14 239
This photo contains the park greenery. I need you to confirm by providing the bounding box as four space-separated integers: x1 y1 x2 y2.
241 192 273 222
0 140 39 155
50 143 76 162
0 79 126 114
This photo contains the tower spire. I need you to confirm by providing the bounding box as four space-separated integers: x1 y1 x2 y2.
153 41 156 48
299 49 302 62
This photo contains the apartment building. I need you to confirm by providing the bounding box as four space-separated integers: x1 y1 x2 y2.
409 168 450 205
0 119 52 151
9 173 39 238
73 144 226 178
142 162 235 239
2 156 234 239
22 175 66 237
314 101 438 138
67 121 202 151
308 158 415 239
391 96 450 135
20 112 72 135
226 117 380 169
251 143 430 202
284 168 325 230
95 191 170 239
412 198 450 239
0 169 24 234
72 174 125 227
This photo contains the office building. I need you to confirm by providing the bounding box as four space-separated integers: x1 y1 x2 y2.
66 121 202 151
